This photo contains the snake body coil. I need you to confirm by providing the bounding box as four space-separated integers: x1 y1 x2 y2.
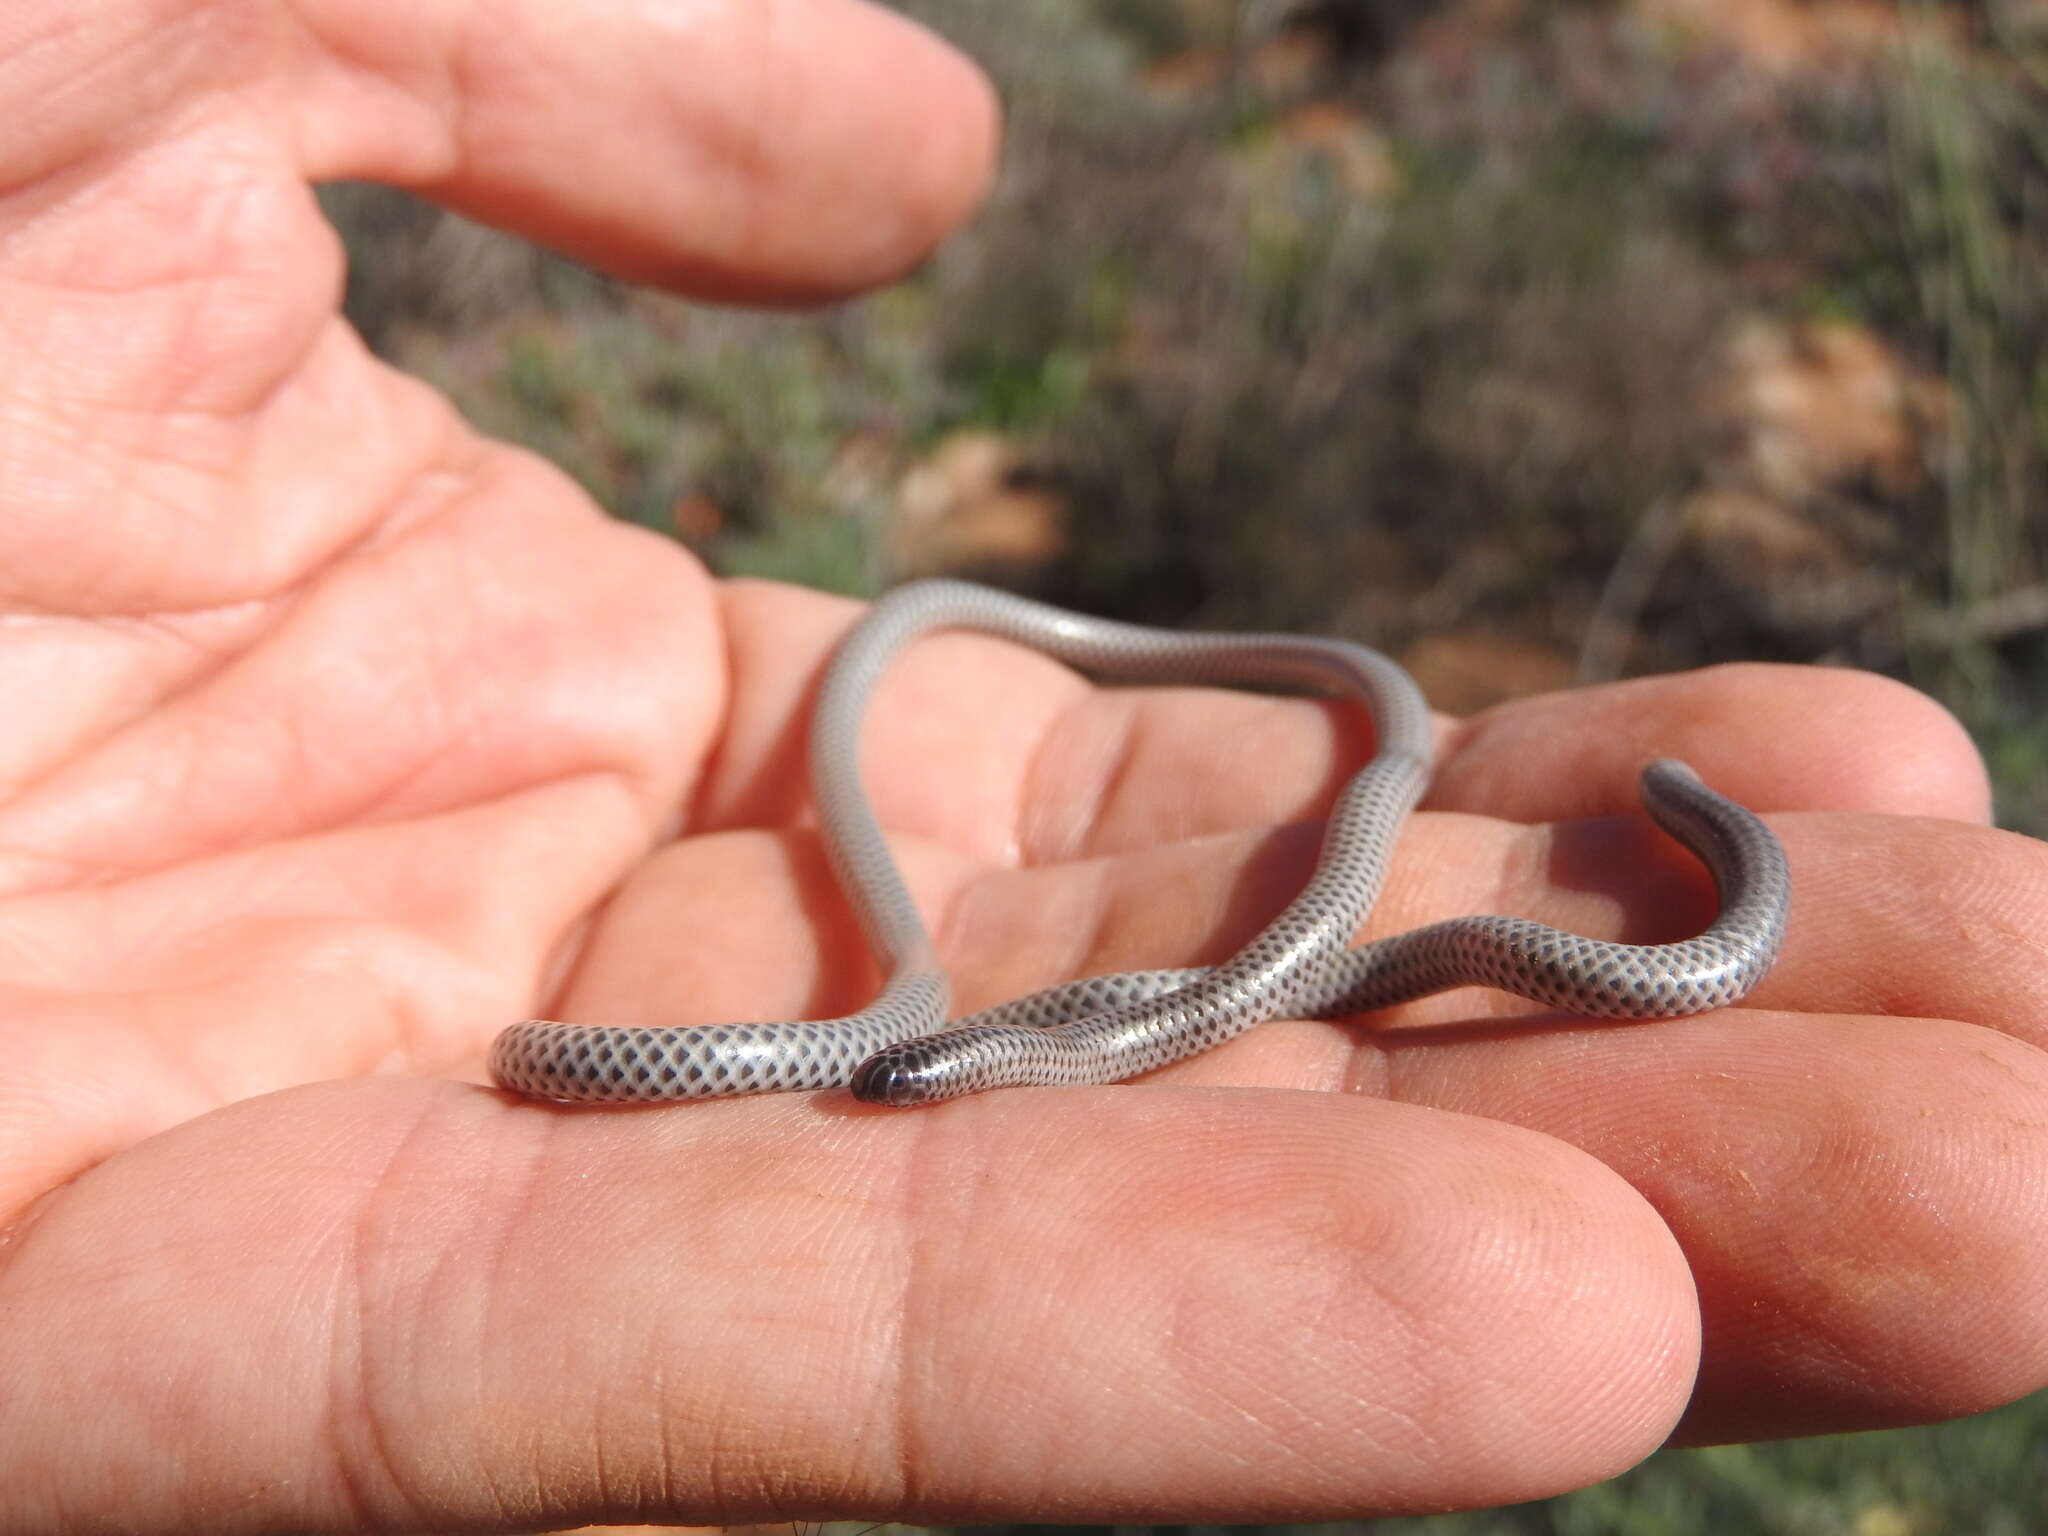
489 581 1789 1107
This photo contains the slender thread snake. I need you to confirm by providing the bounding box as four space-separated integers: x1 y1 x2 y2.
489 580 1790 1107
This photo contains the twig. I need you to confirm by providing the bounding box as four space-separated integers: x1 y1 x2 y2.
1909 583 2048 648
1577 494 1689 685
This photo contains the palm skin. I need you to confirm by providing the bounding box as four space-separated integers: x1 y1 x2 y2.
2 1 2045 1530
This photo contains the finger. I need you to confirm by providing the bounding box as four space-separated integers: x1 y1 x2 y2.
287 0 1000 300
0 1078 1696 1530
970 656 1985 854
698 587 1985 871
1432 663 1992 824
1369 1009 2048 1442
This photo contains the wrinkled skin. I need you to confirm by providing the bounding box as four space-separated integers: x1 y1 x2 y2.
2 2 2046 1531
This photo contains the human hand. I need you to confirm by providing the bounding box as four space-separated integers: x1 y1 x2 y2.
4 1 2046 1531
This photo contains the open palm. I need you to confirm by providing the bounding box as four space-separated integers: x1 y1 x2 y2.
4 1 2046 1530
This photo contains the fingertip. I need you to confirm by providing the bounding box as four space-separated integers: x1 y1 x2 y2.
890 1089 1701 1518
622 0 1005 302
1436 663 1991 824
1666 1016 2048 1440
293 0 1004 303
1736 664 1990 823
866 5 1005 286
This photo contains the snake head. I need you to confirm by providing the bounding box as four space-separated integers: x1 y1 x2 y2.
847 1040 957 1106
848 1025 1023 1106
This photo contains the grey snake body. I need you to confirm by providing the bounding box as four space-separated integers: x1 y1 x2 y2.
489 581 1789 1107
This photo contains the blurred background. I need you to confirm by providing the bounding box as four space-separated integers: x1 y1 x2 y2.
321 0 2047 1527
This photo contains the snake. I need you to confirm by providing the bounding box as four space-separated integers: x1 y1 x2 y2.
489 580 1790 1107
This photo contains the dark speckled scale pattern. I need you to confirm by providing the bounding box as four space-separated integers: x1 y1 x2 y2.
489 582 1789 1106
